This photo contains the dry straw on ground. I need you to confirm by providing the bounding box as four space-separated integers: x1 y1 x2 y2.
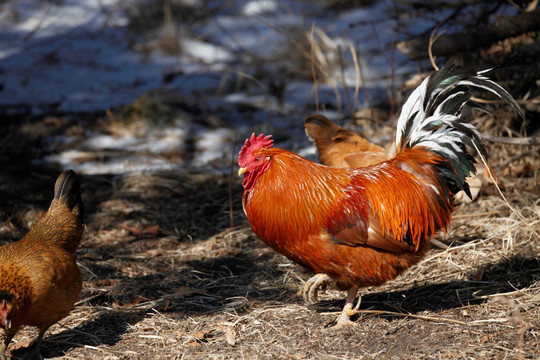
1 137 537 359
0 1 539 358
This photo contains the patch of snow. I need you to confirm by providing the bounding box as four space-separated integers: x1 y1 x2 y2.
44 151 179 175
182 38 233 64
194 128 235 166
243 0 279 16
0 0 519 174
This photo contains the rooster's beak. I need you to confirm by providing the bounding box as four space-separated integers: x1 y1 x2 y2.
238 167 248 176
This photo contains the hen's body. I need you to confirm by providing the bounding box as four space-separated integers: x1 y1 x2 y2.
239 64 523 327
304 114 387 168
0 170 84 358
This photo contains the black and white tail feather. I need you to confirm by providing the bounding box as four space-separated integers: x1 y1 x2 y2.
394 64 524 197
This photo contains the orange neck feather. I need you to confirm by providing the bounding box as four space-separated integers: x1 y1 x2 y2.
242 149 363 260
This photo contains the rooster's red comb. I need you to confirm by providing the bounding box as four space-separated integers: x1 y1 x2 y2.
238 133 273 166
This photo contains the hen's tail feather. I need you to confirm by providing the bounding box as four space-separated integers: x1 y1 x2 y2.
304 114 358 144
395 63 524 197
53 170 84 222
304 113 335 142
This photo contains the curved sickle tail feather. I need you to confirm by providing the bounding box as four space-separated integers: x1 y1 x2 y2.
394 63 524 198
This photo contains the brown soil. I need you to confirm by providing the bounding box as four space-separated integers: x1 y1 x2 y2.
0 108 538 360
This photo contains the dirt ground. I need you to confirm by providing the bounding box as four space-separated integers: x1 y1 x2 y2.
0 103 539 360
0 1 539 358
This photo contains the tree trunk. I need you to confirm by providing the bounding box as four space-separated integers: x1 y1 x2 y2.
396 9 540 60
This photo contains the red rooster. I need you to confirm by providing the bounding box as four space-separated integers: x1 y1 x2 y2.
238 64 523 327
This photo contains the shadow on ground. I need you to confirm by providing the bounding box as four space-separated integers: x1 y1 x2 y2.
309 256 540 321
10 311 145 359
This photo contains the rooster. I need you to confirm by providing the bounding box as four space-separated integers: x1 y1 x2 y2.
238 64 523 327
0 170 84 358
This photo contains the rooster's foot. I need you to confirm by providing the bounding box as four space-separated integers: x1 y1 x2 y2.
303 273 334 305
333 286 361 329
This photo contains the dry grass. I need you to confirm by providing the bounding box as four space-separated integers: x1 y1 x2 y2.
0 1 539 358
1 140 538 359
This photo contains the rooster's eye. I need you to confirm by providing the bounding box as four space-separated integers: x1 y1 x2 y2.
255 157 260 162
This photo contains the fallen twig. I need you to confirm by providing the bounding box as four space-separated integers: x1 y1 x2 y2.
481 134 539 145
347 309 468 325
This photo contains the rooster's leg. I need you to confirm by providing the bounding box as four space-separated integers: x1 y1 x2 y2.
334 286 360 328
303 273 333 305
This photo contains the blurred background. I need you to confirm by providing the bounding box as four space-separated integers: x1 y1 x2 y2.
0 0 537 177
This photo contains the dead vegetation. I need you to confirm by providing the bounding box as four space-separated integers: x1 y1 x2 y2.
0 135 538 359
0 0 539 359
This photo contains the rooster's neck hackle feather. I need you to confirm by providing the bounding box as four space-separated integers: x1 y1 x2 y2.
244 149 359 246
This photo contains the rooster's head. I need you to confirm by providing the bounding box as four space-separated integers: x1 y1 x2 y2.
238 133 274 192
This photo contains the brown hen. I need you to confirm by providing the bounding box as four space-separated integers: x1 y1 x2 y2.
304 113 387 168
0 170 84 359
